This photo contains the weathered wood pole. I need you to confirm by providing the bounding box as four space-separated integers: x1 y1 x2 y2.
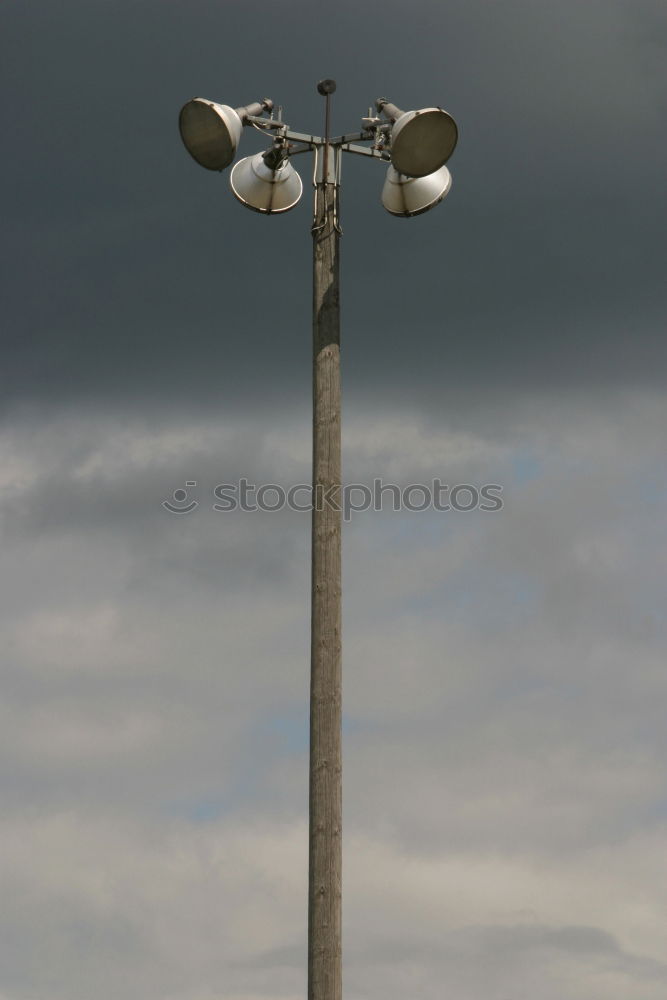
309 81 342 1000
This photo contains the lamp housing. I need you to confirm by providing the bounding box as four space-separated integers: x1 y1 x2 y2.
377 99 458 178
230 148 303 214
179 97 273 171
381 164 452 217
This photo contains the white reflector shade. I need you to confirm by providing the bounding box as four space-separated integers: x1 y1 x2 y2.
390 108 458 178
179 99 243 171
381 164 452 217
230 152 303 214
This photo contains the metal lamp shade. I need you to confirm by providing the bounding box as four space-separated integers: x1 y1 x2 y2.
389 108 458 178
381 164 452 217
179 98 243 171
230 153 303 214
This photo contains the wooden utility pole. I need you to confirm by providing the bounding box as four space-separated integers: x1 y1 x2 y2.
308 80 342 1000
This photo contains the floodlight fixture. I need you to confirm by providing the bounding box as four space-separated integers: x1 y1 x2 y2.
376 98 458 178
178 96 274 171
230 146 304 214
381 163 452 217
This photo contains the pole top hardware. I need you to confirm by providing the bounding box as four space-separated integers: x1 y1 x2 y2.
179 83 457 215
317 79 337 96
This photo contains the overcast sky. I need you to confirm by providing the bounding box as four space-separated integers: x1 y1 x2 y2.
1 1 666 998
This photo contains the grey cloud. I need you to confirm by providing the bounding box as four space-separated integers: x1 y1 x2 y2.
346 922 667 1000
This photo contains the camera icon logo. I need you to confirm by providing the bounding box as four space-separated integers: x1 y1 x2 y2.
162 481 199 513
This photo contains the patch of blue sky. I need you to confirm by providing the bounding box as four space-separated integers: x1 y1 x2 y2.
397 570 542 627
493 673 577 704
385 510 483 550
644 799 667 823
170 788 243 824
267 709 358 754
624 469 667 509
178 713 372 823
188 798 229 823
268 709 308 753
512 452 542 484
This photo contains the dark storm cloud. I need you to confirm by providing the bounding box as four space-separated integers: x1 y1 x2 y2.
2 0 665 417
